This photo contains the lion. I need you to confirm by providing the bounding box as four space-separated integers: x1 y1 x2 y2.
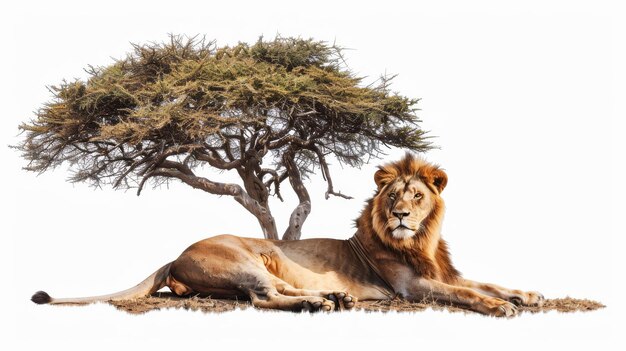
31 154 543 316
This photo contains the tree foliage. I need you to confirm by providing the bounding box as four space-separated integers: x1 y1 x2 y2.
16 35 431 240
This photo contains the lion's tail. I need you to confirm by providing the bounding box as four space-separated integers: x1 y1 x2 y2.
31 262 172 305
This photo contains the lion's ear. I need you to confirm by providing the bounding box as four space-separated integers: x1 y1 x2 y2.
374 168 395 190
430 169 448 194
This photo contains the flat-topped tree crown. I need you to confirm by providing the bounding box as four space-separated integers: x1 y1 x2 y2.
16 34 432 240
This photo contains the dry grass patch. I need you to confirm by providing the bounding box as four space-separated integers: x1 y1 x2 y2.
108 293 604 315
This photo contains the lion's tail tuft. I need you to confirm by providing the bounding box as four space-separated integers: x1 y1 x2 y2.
31 291 52 304
31 262 172 305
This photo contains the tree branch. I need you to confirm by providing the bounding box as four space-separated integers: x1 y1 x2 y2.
194 150 242 169
267 134 312 149
310 145 353 200
137 164 279 240
259 168 285 202
112 153 150 188
294 110 319 117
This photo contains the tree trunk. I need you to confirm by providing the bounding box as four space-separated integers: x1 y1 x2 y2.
230 185 279 240
281 150 311 240
282 200 310 241
239 169 279 240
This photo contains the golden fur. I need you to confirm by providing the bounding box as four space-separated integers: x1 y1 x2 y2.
32 153 544 316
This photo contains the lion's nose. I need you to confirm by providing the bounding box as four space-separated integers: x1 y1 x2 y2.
392 211 410 220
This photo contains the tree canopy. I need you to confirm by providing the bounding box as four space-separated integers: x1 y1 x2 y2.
16 35 432 240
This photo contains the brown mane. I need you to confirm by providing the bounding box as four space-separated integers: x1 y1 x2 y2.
355 154 461 284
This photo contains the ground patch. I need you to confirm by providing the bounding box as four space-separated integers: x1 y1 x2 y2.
108 293 604 315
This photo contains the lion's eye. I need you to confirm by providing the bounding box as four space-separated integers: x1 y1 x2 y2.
414 192 423 200
389 192 397 200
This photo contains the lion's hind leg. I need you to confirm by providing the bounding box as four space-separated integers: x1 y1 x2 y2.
271 279 356 310
244 273 353 312
165 274 193 296
249 289 335 312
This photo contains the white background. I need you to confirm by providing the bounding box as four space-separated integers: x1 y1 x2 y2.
1 0 623 350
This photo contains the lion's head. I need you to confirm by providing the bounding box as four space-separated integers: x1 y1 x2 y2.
369 153 447 247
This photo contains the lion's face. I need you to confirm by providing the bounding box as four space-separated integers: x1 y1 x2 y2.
377 178 436 239
371 155 447 242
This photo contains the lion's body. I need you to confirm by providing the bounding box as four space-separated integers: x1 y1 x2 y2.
167 236 389 302
32 154 543 316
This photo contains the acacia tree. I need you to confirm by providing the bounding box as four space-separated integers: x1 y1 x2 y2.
16 35 431 240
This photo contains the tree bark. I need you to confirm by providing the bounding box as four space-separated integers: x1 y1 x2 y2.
236 155 279 240
239 172 279 240
281 150 311 240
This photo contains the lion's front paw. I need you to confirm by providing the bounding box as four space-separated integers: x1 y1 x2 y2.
509 291 545 307
524 291 545 306
480 298 518 317
301 297 336 312
326 292 357 310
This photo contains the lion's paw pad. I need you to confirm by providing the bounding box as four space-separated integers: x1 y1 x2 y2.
326 292 357 310
301 298 335 312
